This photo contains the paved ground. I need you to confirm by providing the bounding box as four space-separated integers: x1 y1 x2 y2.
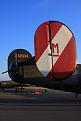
0 88 81 121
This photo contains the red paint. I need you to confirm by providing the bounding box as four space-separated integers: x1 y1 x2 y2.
34 21 62 62
47 36 76 79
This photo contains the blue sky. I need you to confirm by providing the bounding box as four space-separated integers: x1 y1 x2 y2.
0 0 81 80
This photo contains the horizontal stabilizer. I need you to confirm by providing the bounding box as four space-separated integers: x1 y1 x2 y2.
1 71 8 74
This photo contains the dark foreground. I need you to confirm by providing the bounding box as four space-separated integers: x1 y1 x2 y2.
0 88 81 121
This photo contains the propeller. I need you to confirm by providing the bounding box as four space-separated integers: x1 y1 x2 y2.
15 49 18 66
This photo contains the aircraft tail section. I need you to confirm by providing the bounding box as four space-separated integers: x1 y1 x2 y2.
8 49 32 83
34 21 77 80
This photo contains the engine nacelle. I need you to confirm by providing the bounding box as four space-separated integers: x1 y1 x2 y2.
8 49 32 83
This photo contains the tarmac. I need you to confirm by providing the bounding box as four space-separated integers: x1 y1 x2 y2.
0 87 81 121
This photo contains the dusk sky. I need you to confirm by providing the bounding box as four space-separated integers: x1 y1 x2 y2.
0 0 81 80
